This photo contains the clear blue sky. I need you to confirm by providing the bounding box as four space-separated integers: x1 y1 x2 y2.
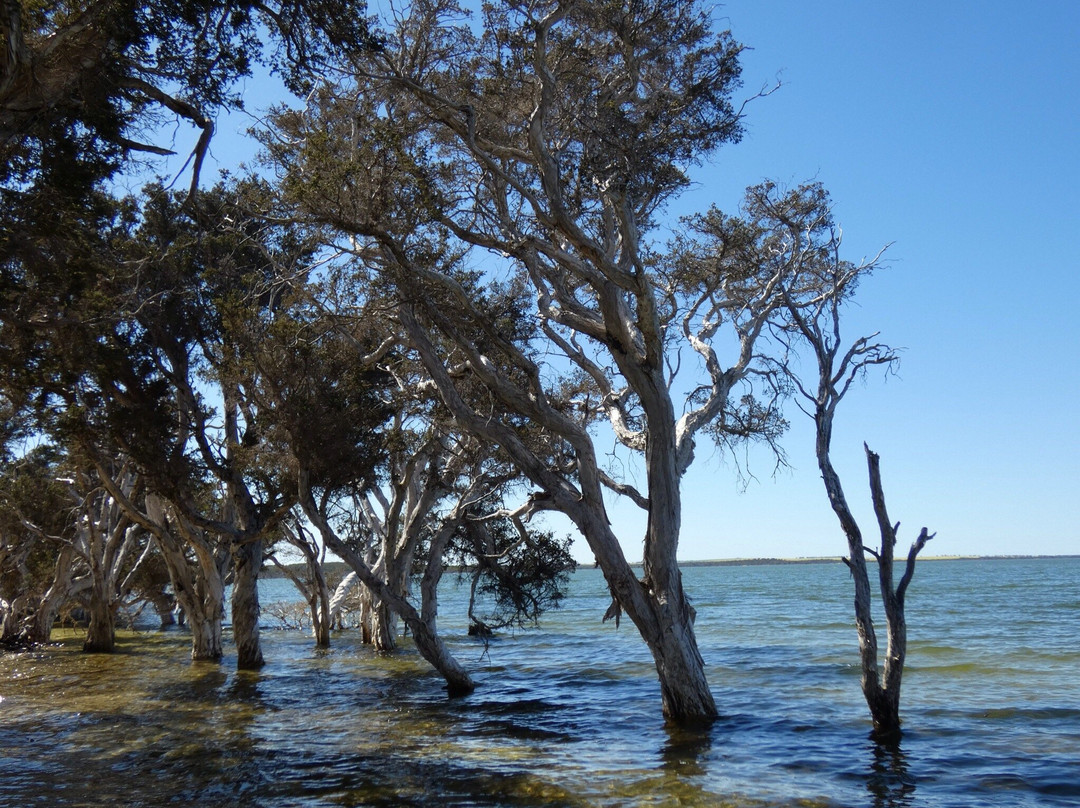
660 1 1080 560
176 1 1080 561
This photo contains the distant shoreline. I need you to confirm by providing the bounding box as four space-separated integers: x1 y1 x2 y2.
677 554 1080 567
262 554 1079 579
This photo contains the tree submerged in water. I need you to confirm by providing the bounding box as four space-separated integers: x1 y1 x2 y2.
762 186 935 736
262 0 913 723
0 0 932 732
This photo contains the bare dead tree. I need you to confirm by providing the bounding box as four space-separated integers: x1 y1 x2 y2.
772 203 933 736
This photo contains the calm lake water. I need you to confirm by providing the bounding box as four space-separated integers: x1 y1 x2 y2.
1 557 1077 807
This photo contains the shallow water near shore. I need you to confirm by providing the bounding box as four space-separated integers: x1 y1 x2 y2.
1 557 1077 806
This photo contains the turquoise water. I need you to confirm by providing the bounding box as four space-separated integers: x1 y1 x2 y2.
0 557 1077 806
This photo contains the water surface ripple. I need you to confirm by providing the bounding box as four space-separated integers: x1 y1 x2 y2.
1 557 1076 806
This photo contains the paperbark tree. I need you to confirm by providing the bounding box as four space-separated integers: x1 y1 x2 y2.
66 182 313 669
62 461 145 653
343 432 451 652
250 265 577 686
144 494 229 661
4 446 169 651
299 465 479 695
327 571 359 629
766 185 933 736
136 187 308 670
267 0 844 721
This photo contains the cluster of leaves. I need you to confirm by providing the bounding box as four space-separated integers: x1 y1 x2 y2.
448 513 576 633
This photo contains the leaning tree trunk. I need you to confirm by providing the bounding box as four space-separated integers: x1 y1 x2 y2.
336 533 474 694
300 478 475 694
328 571 358 629
231 538 264 669
24 545 78 645
415 523 474 695
643 416 716 722
584 505 716 723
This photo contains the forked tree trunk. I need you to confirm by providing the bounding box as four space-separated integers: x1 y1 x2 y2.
816 422 930 737
176 570 224 661
300 477 475 695
368 595 396 652
865 447 931 737
150 522 225 662
643 595 713 721
231 538 264 669
275 532 334 648
311 599 331 648
364 556 407 651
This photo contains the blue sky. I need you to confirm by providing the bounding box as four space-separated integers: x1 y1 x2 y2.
169 1 1080 561
660 1 1080 560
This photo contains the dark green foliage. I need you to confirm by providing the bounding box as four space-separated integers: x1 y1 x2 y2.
0 1 379 452
451 514 577 633
0 444 74 605
246 306 394 497
1 0 377 195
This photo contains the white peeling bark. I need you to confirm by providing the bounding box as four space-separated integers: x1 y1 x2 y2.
145 495 226 661
299 471 475 695
328 571 358 627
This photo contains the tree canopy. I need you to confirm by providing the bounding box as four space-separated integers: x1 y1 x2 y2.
0 0 920 731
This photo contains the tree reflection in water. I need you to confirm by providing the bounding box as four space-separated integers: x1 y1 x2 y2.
866 736 916 808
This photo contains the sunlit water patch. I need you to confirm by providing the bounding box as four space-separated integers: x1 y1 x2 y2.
1 558 1077 806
